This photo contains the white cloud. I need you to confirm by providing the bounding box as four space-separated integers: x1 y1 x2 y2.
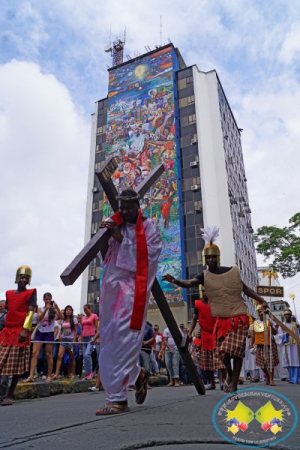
2 2 48 57
0 60 90 313
279 22 300 65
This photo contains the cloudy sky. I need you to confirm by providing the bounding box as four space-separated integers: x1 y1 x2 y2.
1 0 299 314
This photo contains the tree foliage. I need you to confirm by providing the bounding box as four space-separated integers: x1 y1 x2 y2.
254 213 300 278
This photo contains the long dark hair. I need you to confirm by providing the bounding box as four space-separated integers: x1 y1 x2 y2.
63 305 75 331
43 292 55 324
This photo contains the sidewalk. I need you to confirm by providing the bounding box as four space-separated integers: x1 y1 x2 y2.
14 374 169 400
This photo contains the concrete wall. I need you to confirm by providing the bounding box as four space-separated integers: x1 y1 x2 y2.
147 304 188 332
192 68 236 267
80 110 98 311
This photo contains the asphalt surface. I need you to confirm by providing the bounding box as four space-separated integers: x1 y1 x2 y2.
1 381 299 449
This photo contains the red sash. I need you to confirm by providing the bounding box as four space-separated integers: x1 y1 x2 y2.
111 210 148 331
0 289 36 347
214 314 249 339
195 300 216 351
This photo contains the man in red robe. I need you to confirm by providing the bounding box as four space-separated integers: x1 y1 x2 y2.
0 266 37 406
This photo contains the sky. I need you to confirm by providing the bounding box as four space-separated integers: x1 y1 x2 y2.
0 0 299 315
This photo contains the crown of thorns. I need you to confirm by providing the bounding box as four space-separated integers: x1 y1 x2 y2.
116 193 140 201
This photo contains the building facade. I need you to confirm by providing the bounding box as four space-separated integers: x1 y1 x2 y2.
81 44 258 324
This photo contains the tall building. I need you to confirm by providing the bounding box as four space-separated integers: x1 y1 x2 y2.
81 43 258 325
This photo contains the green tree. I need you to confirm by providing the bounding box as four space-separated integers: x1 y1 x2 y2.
254 213 300 278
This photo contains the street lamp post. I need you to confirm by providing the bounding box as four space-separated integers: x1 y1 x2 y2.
289 294 297 319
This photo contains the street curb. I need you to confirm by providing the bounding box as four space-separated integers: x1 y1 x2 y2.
14 375 168 400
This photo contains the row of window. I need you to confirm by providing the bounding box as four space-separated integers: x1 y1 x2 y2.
97 125 107 135
179 95 195 108
178 76 193 90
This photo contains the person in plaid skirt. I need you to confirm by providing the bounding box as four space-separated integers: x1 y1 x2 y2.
188 287 226 390
251 305 279 386
163 226 267 395
0 266 37 406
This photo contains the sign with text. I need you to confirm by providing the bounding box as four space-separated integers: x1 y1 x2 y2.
256 285 284 297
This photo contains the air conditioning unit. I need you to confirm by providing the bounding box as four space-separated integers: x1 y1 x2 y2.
195 205 202 213
190 161 198 168
96 297 100 303
190 138 197 145
89 276 96 281
92 187 99 193
191 185 199 191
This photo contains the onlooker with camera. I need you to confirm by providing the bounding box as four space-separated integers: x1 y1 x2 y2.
24 293 63 383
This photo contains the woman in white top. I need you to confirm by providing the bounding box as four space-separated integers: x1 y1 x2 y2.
25 292 63 383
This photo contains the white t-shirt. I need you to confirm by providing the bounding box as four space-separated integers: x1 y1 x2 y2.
39 307 56 333
155 334 162 351
163 328 183 350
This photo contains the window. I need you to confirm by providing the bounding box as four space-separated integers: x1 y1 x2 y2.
179 97 188 108
187 95 195 104
178 78 187 90
187 76 193 84
188 114 196 124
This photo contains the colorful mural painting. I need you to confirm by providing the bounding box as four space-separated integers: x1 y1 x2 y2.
104 46 183 303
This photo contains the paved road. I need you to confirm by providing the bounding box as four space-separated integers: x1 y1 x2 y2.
1 382 299 449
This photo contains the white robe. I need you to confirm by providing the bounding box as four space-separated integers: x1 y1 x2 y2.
99 218 162 403
277 324 300 368
244 337 258 372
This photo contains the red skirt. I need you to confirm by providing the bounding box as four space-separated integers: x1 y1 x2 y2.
0 326 30 347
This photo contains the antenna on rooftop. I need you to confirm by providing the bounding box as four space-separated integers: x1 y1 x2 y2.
104 28 126 67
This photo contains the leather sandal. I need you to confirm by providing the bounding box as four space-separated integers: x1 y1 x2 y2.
95 403 130 415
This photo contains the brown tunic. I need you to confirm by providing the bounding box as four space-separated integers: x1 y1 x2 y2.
204 266 248 318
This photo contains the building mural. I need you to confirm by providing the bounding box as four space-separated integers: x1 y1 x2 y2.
104 46 184 303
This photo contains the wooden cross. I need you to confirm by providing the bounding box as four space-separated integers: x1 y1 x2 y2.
60 156 205 395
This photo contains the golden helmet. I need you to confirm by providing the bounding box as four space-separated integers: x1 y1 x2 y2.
202 243 220 266
283 309 292 316
15 265 32 285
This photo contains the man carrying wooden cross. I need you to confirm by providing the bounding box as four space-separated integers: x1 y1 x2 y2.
96 188 162 416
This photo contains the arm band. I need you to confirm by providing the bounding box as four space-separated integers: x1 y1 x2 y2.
23 311 34 330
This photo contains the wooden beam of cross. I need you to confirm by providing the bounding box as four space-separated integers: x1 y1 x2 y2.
60 156 205 395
